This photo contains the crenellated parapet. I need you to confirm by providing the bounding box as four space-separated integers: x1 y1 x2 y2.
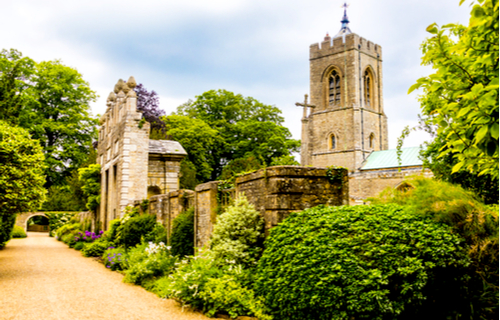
310 33 382 61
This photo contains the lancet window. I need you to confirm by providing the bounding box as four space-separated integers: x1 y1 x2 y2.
329 70 341 105
364 70 372 107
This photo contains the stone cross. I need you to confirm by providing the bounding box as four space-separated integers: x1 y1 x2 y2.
295 94 316 118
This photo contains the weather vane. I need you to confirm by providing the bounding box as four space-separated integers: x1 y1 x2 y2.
341 3 349 9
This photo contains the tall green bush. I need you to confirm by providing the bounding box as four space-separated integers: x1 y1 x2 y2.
119 214 156 249
255 204 470 320
210 195 264 266
170 208 194 257
11 225 27 238
370 177 499 318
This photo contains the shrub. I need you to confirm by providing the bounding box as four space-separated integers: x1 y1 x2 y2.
73 241 85 251
255 204 470 320
103 247 127 271
81 241 109 257
0 213 16 248
171 208 195 257
11 225 27 238
105 219 121 242
47 212 76 237
123 242 177 285
118 214 156 249
370 177 499 318
210 195 264 266
153 251 224 311
144 222 168 245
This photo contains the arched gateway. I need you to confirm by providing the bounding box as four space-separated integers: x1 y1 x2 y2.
15 212 49 233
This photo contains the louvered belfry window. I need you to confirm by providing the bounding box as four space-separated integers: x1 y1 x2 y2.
329 71 341 105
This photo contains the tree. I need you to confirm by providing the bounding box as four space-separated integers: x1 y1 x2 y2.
78 164 101 212
409 0 499 179
134 83 166 137
163 114 219 185
176 89 300 180
0 50 99 187
421 133 498 204
0 121 46 247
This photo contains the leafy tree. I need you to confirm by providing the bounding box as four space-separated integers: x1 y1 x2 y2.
134 83 166 136
218 156 264 185
176 90 300 180
163 114 219 184
421 133 498 204
78 164 101 212
0 49 35 124
0 50 99 187
408 0 499 178
0 121 46 248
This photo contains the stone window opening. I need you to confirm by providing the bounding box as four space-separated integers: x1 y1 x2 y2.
364 70 372 107
328 70 341 106
328 133 337 150
369 133 375 149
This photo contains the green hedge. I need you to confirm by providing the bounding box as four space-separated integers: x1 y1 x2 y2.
255 204 470 320
11 225 27 238
170 208 194 257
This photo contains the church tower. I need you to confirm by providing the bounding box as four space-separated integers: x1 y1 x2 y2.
300 4 388 171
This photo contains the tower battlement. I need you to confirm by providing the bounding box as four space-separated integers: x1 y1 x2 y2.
310 33 382 60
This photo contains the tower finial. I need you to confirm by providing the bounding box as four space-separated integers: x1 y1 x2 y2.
334 2 352 38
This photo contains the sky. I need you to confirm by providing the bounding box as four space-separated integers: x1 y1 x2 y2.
1 0 472 149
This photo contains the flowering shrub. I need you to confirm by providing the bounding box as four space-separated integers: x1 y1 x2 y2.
81 241 109 257
123 242 177 285
104 247 127 271
210 195 264 266
73 230 104 243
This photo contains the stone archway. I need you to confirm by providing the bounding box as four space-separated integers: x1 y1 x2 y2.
15 212 49 233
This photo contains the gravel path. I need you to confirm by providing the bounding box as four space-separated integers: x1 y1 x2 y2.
0 232 211 320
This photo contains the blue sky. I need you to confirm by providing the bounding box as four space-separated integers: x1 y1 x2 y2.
1 0 472 148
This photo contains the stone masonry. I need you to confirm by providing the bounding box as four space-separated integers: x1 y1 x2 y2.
97 77 186 230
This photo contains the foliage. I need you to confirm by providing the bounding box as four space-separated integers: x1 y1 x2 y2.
105 219 122 243
408 0 499 179
73 241 85 251
42 184 86 211
73 230 104 243
46 212 76 236
11 225 27 238
0 121 46 216
103 247 127 271
123 242 177 285
420 134 498 204
210 195 264 267
0 49 35 124
170 208 195 257
325 165 348 186
78 164 101 211
255 204 470 320
179 159 198 190
202 274 272 320
269 154 300 166
217 156 263 183
118 214 157 249
0 214 16 249
134 83 166 136
81 241 109 257
176 89 300 180
153 251 224 311
163 115 218 184
369 177 499 318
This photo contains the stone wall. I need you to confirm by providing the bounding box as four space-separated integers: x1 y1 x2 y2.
349 167 433 205
235 166 349 235
148 190 194 239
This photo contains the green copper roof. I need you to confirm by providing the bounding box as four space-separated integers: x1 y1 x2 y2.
360 147 423 170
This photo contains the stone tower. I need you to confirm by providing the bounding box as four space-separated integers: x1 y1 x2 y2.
300 5 388 171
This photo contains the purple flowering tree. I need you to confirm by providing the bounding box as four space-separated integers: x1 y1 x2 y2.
134 83 166 137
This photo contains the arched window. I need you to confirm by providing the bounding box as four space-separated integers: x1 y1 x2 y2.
329 134 337 150
364 70 372 107
369 133 375 149
329 70 341 105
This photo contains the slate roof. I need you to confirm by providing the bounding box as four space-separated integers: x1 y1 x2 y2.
360 147 423 170
148 140 187 156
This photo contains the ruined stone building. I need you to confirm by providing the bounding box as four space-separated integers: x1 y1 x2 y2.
96 77 186 229
299 6 430 204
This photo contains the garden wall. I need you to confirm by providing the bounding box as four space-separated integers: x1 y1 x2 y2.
146 166 348 248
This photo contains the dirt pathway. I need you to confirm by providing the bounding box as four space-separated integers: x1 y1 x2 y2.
0 232 211 320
